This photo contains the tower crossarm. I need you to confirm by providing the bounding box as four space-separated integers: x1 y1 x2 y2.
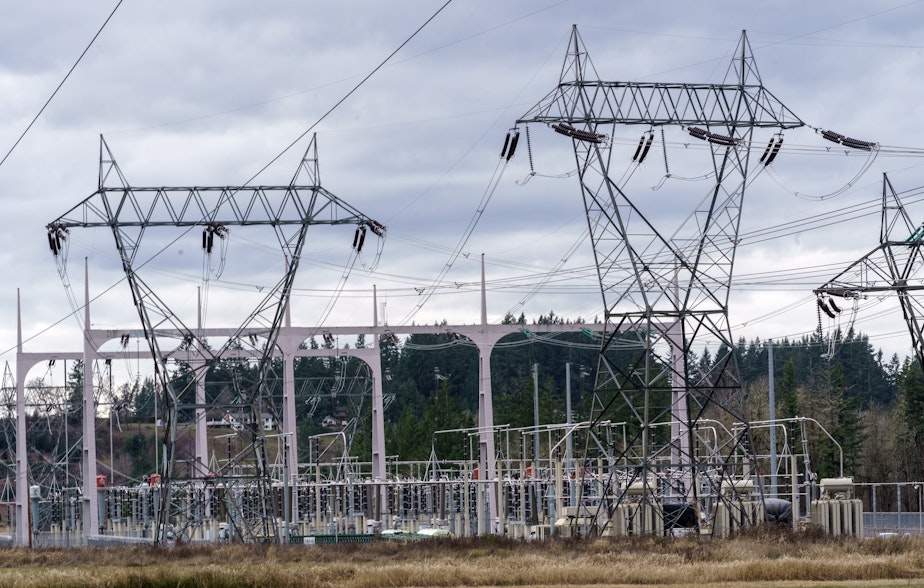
813 244 924 298
46 184 375 230
816 174 924 299
815 174 924 370
517 81 804 129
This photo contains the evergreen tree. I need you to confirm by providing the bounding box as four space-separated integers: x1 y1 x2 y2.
897 359 924 480
124 432 155 480
422 380 473 461
132 377 156 421
66 359 84 425
830 364 866 476
777 359 799 418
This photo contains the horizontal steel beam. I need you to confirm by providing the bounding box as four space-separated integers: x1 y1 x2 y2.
518 81 804 129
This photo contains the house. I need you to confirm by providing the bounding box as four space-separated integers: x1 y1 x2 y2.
213 411 277 431
321 415 345 430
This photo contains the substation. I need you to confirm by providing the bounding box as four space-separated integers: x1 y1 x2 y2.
5 27 924 546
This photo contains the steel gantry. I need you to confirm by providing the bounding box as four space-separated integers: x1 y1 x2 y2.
515 27 805 535
46 135 384 543
815 174 924 370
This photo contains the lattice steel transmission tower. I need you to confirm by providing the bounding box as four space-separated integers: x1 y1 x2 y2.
47 135 384 543
516 27 804 533
815 174 924 369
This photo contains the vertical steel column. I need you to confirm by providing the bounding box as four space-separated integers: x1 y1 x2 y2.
14 290 29 547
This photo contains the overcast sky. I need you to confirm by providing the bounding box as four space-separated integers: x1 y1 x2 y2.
3 0 924 385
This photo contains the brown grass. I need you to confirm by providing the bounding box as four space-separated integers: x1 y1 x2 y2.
1 528 924 587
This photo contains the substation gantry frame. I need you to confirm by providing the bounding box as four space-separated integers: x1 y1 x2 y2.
515 27 805 534
46 135 385 543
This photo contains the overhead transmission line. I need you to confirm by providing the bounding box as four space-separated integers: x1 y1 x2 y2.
240 0 453 188
0 0 124 170
196 0 454 331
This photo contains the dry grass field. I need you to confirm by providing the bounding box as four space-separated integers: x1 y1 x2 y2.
2 528 924 587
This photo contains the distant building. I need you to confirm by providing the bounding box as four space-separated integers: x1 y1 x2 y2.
208 411 277 431
321 415 346 430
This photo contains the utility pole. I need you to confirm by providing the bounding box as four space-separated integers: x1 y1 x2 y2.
533 363 539 476
768 340 777 498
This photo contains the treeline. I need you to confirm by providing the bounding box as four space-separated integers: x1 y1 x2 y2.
354 319 924 485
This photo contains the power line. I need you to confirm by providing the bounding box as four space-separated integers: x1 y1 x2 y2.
240 0 454 188
0 0 124 170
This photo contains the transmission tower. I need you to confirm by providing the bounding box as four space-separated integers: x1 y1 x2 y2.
815 174 924 369
515 27 804 534
47 135 384 543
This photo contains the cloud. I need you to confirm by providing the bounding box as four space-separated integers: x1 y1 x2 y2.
3 0 924 381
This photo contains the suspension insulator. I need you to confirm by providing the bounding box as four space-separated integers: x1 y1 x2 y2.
817 297 836 319
355 226 367 253
202 229 208 250
821 129 844 144
758 138 775 164
841 136 876 151
47 231 58 255
352 226 361 248
637 133 654 163
707 132 737 146
764 137 783 165
526 126 535 173
506 130 520 160
500 132 511 159
552 123 604 143
632 134 647 161
569 127 603 143
828 298 842 314
368 220 386 237
687 127 707 140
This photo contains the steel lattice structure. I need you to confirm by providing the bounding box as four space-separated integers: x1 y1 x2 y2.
47 135 384 543
516 27 805 534
815 174 924 370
